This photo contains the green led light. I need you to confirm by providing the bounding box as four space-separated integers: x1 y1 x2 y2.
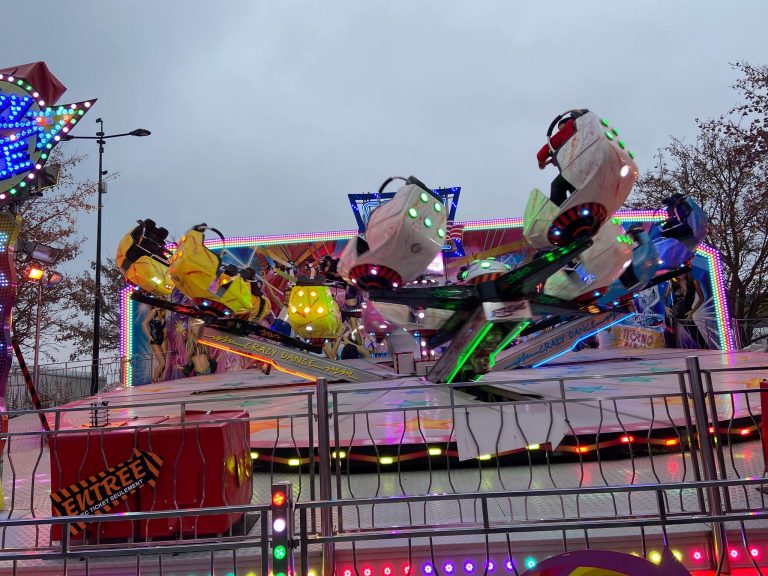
601 118 609 126
25 85 32 91
40 153 47 160
618 140 626 149
433 202 442 213
16 79 22 85
605 131 614 140
424 217 433 228
437 228 445 238
19 182 26 188
629 151 636 159
445 323 494 384
10 190 16 195
480 261 491 269
420 192 429 203
78 110 84 116
273 545 287 560
611 128 619 136
276 573 287 576
407 208 418 218
488 320 530 369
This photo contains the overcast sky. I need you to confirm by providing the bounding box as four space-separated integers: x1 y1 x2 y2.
4 0 768 265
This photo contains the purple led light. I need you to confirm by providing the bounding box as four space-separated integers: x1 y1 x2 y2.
423 563 434 575
464 561 475 573
444 562 455 574
486 561 495 572
504 559 515 572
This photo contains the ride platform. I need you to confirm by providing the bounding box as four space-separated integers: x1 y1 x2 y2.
49 348 768 461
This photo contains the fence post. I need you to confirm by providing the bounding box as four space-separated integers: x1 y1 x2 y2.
316 377 335 576
686 356 730 574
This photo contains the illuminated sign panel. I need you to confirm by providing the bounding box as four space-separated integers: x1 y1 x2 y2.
0 70 95 206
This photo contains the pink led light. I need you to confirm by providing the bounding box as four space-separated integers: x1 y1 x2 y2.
728 548 740 559
696 244 735 351
691 550 703 561
120 286 134 386
750 547 760 558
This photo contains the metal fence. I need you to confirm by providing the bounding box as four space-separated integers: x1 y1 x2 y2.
0 357 766 574
5 353 165 411
733 318 768 350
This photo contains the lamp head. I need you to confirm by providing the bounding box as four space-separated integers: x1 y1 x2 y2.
129 129 151 137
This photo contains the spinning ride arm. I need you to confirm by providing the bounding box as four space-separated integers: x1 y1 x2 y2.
131 291 322 354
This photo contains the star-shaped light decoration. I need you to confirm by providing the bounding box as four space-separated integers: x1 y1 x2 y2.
566 385 610 394
616 376 656 383
0 72 95 206
387 399 435 408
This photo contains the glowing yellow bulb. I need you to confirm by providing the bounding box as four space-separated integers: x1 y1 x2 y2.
298 290 304 297
317 307 324 314
310 291 317 297
304 306 311 314
291 307 297 313
649 551 661 564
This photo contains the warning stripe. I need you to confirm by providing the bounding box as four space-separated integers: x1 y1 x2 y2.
51 449 164 536
11 338 50 431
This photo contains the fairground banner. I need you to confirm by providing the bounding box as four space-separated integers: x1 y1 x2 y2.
50 449 163 535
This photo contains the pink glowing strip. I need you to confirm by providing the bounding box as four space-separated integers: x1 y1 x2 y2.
120 211 734 385
695 244 735 351
119 286 133 385
461 210 666 231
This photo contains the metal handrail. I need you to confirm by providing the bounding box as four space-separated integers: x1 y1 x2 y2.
294 476 768 510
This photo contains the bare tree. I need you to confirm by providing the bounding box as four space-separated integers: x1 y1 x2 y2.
59 259 123 361
627 63 768 322
12 149 96 361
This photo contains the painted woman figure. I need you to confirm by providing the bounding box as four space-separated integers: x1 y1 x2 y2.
143 307 168 382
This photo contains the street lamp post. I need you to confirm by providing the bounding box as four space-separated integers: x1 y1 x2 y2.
63 121 150 395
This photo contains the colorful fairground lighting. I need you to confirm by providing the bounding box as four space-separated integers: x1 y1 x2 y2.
328 541 768 576
0 74 95 205
119 214 735 385
271 482 294 576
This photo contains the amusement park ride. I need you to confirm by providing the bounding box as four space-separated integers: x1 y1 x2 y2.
117 110 709 391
